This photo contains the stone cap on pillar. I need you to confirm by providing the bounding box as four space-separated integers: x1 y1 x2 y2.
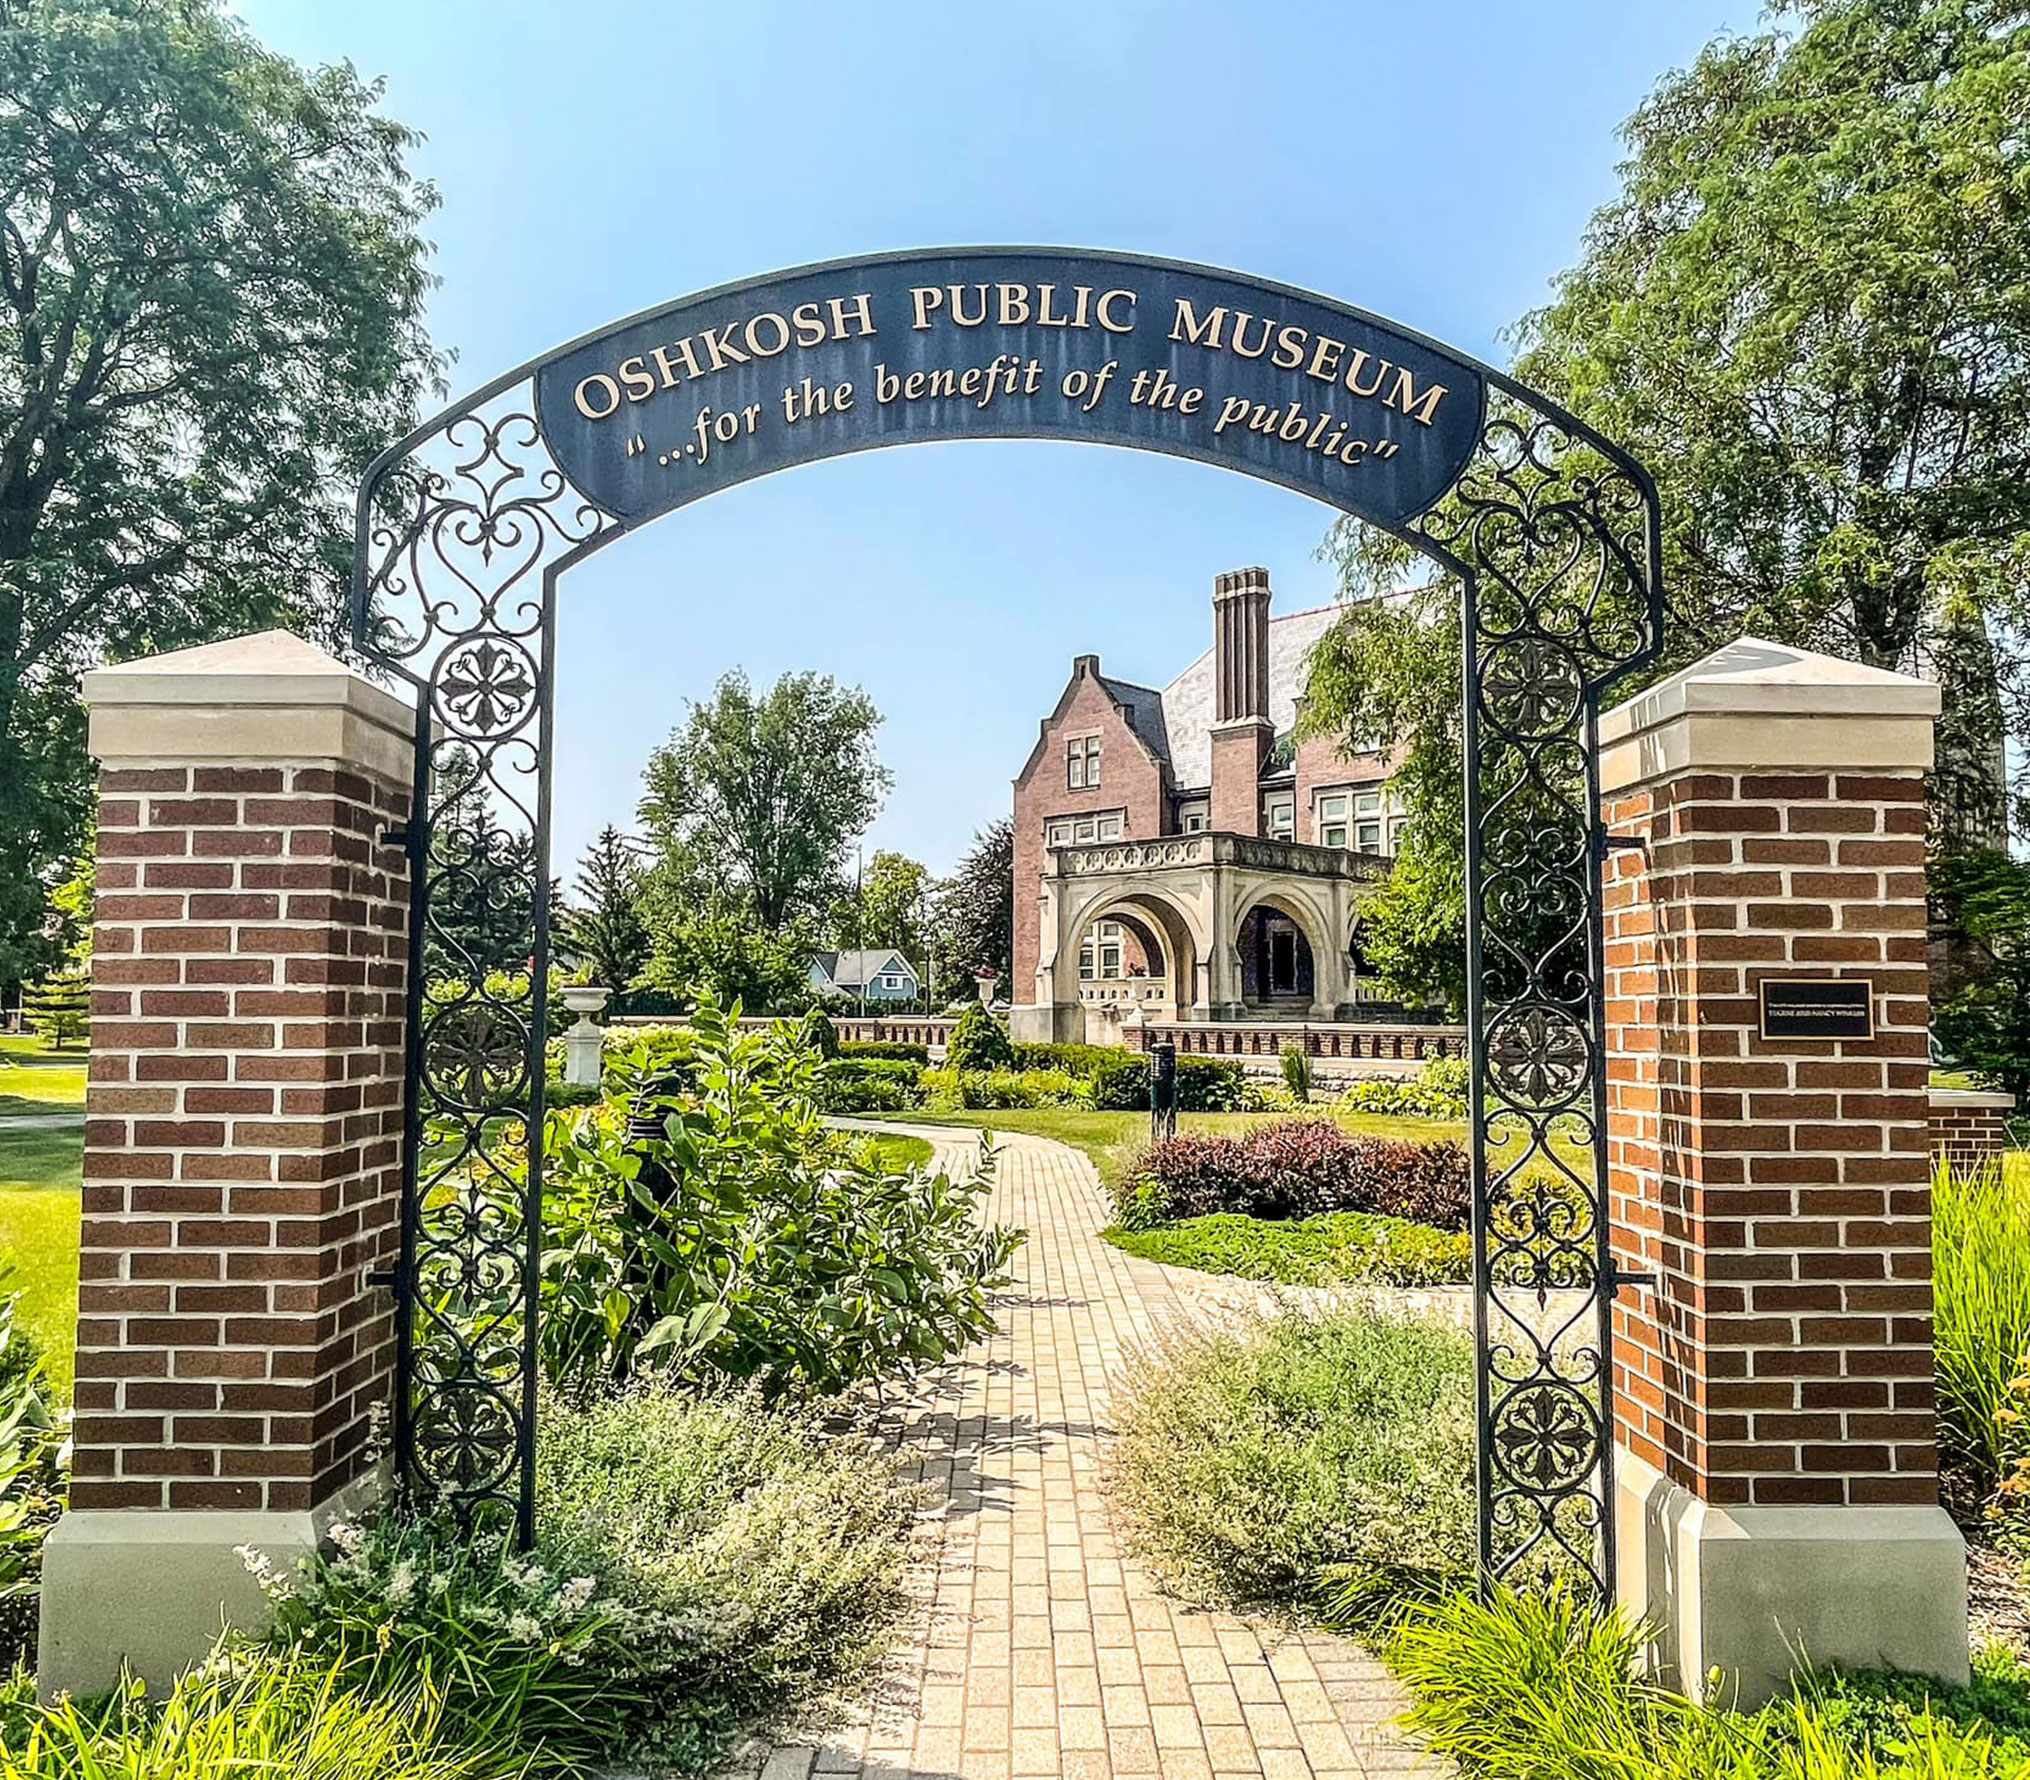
82 629 416 785
1599 635 1939 795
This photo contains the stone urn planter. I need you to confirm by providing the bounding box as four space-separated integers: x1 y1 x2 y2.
560 982 612 1085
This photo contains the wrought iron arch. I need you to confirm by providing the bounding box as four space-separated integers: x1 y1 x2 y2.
353 248 1664 1586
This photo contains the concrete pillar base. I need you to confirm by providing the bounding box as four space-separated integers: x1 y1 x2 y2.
1615 1449 1967 1707
38 1468 381 1699
1009 1003 1078 1044
563 1025 603 1086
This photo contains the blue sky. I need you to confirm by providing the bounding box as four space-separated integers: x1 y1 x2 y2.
239 0 1761 878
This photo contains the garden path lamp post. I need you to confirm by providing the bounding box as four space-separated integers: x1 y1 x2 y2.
1151 1041 1178 1142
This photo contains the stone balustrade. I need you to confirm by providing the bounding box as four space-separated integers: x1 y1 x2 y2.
1124 1019 1465 1064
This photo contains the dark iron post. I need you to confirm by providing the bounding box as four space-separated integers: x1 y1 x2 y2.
1150 1041 1177 1142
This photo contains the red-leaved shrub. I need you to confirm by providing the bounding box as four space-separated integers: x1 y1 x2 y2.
1122 1120 1471 1231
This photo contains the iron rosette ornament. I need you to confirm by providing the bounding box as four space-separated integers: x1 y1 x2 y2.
354 383 614 1534
1409 385 1663 1590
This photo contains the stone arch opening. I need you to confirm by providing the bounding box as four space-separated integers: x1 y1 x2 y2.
1064 888 1202 1037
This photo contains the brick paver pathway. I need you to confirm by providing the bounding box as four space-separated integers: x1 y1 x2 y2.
728 1126 1447 1780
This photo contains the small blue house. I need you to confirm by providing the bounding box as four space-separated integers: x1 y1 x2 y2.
809 948 920 1005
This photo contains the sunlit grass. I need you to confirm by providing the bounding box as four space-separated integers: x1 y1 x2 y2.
0 1033 87 1115
0 1123 82 1396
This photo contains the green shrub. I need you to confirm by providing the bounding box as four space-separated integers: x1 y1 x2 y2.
1933 1158 2030 1492
1178 1055 1248 1110
1280 1044 1312 1103
1337 1056 1470 1120
816 1056 926 1114
253 1507 636 1767
955 1067 1091 1110
1090 1050 1150 1110
1386 1582 2030 1777
802 1008 840 1058
839 1039 930 1064
0 1653 516 1780
533 1389 916 1770
945 1003 1014 1073
1105 1211 1471 1287
543 1080 602 1109
1109 1303 1475 1615
0 1282 66 1666
1086 1052 1246 1112
264 1390 917 1775
601 1021 699 1088
537 1000 1022 1394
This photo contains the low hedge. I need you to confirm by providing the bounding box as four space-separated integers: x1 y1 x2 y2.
1012 1041 1120 1077
818 1057 927 1115
1118 1118 1471 1230
839 1039 931 1065
922 1066 1092 1110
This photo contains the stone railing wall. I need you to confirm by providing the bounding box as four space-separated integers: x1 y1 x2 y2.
1124 1020 1465 1064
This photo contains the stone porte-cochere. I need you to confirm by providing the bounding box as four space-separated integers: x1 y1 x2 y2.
1017 832 1387 1044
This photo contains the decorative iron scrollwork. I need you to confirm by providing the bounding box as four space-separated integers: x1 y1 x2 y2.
1411 383 1663 1593
354 335 1662 1592
355 383 613 1542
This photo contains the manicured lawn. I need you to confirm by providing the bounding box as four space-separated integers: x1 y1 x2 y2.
854 1131 935 1173
0 1123 82 1396
1106 1210 1470 1286
0 1033 87 1115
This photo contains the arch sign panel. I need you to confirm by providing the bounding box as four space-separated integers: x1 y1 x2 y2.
355 247 1661 1597
533 250 1485 533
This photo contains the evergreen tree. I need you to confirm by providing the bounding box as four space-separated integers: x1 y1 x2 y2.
563 826 650 990
931 819 1014 1002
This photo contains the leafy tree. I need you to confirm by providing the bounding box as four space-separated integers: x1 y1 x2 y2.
1317 0 2030 981
563 825 649 990
1931 846 2030 1101
1302 590 1467 1010
634 875 818 1016
639 671 891 932
1507 0 2030 835
0 0 442 987
930 818 1013 1001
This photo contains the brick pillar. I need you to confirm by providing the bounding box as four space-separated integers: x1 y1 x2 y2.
1600 636 1964 1704
40 630 413 1697
1929 1087 2017 1166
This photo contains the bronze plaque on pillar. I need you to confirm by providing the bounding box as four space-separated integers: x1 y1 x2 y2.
1758 978 1876 1042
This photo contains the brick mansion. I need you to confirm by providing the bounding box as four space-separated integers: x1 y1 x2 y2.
1010 567 1415 1046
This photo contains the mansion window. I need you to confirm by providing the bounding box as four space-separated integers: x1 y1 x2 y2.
1080 920 1125 981
1178 799 1209 833
1066 734 1102 789
1046 810 1124 847
1316 787 1405 855
1264 793 1295 840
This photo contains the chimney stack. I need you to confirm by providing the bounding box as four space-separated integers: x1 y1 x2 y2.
1208 567 1274 835
1213 567 1271 722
